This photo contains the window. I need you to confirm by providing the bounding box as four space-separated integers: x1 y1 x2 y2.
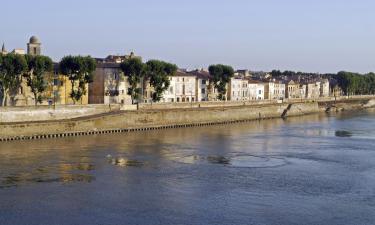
201 88 206 94
34 47 37 55
177 97 180 102
202 80 206 85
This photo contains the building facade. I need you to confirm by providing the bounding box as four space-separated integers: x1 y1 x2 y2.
162 70 197 103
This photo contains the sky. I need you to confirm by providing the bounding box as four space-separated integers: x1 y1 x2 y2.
1 0 374 73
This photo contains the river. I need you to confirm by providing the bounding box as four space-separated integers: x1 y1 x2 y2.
0 110 375 225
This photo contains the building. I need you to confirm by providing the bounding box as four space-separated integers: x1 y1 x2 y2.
264 80 286 100
247 80 265 100
1 43 8 55
229 77 246 101
235 69 251 78
27 36 41 56
162 70 197 103
189 69 211 102
320 79 330 97
285 80 307 99
306 81 321 99
53 64 89 105
89 62 133 105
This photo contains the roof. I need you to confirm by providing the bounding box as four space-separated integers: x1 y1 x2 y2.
29 36 40 44
173 69 197 77
188 69 212 79
96 62 121 69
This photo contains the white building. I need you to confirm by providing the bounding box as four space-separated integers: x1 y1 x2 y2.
162 70 197 103
229 77 248 101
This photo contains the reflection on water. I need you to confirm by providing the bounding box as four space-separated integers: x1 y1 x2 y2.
1 110 375 225
0 162 96 188
206 156 231 165
107 156 145 167
230 155 287 168
335 130 353 137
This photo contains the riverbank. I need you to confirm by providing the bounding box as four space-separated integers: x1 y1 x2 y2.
0 98 374 142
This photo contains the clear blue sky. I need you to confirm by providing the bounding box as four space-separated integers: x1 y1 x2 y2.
1 0 374 73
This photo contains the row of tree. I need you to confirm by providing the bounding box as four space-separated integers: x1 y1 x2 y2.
335 71 375 96
120 58 235 102
119 58 178 103
1 52 236 106
0 53 96 106
0 54 53 106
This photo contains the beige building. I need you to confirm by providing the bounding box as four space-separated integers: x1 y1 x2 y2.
89 62 133 105
189 69 211 102
320 79 330 97
264 80 286 100
306 81 321 99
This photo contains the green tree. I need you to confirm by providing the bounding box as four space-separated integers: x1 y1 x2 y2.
24 55 53 105
208 64 234 100
0 54 27 106
120 57 145 104
59 55 96 104
146 60 177 102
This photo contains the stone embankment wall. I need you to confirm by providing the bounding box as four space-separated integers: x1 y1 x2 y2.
0 102 319 141
0 104 121 123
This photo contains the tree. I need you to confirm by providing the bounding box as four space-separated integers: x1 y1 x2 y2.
146 60 177 102
120 57 145 104
24 55 53 105
208 64 234 100
59 56 96 104
0 54 27 106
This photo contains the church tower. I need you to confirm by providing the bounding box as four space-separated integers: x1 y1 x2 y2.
1 42 7 55
27 36 41 55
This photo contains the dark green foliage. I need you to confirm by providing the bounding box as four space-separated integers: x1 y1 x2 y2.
24 55 53 105
335 71 375 96
59 55 96 104
120 58 145 104
146 60 177 102
0 54 27 106
208 64 234 100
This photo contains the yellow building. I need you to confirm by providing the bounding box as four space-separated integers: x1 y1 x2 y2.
52 72 89 105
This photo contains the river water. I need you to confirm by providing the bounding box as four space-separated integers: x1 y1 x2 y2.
1 110 375 225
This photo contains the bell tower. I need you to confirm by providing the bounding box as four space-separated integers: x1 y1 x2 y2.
27 36 41 55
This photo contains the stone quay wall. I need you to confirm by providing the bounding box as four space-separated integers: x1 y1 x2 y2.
1 96 375 142
0 102 320 141
0 104 121 123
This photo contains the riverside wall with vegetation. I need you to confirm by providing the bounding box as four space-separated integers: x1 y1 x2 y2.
0 97 374 141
